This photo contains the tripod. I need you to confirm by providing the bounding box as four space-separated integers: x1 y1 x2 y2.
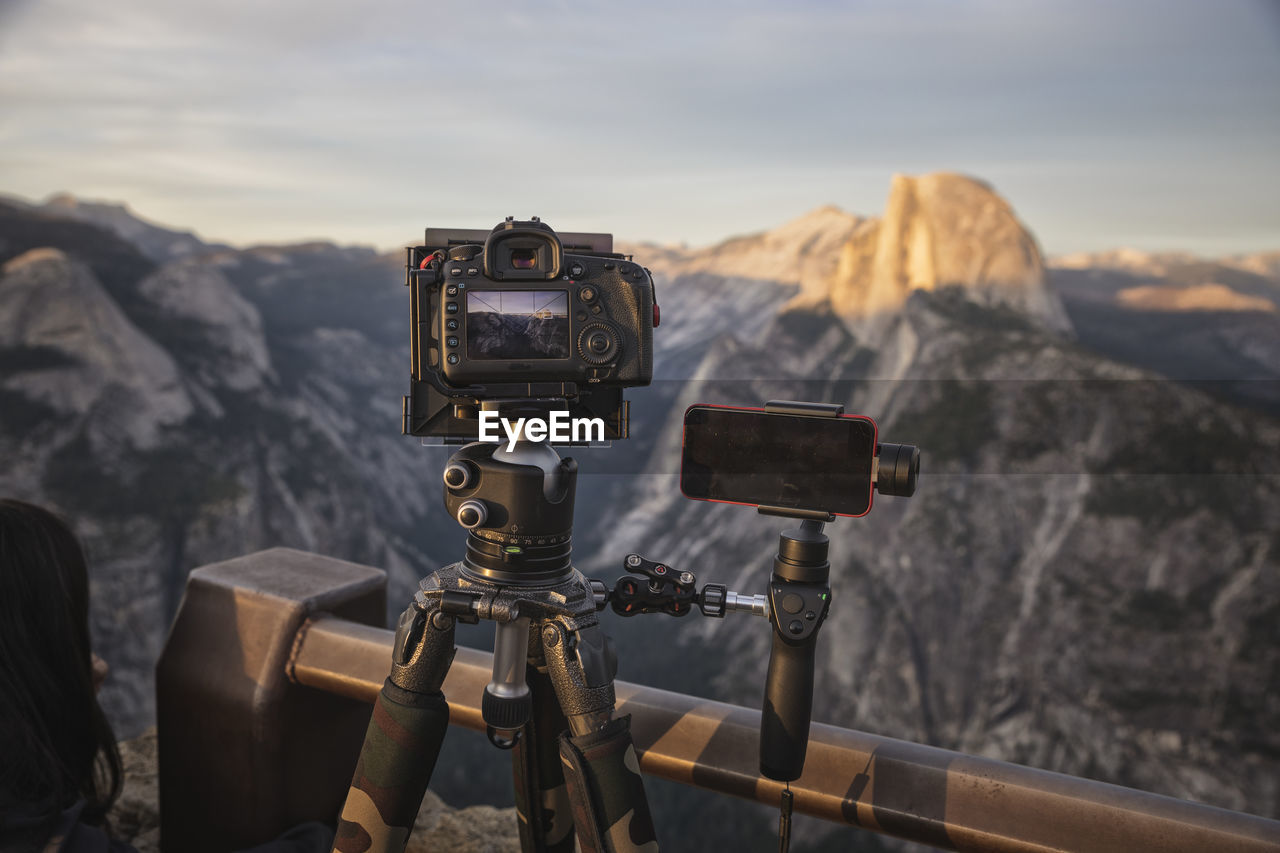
332 435 658 853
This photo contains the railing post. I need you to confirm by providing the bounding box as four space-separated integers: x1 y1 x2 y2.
156 547 385 852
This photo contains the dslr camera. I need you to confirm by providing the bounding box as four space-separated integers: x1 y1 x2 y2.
403 217 657 442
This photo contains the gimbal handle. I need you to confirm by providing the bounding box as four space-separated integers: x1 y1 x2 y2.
759 518 831 782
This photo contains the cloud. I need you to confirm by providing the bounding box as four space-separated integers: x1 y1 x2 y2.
1 0 1277 252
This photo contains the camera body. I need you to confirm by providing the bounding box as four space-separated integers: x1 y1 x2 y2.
405 217 656 441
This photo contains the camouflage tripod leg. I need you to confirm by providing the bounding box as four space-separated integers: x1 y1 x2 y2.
512 660 576 852
333 592 457 853
541 620 659 853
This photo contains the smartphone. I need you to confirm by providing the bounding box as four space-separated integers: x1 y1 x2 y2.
680 404 878 517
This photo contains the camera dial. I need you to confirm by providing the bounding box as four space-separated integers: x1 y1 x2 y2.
578 324 619 364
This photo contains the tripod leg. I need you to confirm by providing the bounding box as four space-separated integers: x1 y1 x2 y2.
542 621 659 853
333 594 457 853
512 662 576 853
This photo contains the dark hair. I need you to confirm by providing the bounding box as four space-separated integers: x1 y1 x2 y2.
0 499 122 828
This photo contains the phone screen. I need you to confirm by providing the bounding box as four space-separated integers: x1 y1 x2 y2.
681 406 877 517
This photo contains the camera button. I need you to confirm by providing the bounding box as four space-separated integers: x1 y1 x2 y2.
446 284 458 296
603 262 615 270
447 353 459 365
591 305 602 315
446 302 459 314
467 267 479 277
446 336 459 347
575 311 588 322
446 318 459 331
578 286 597 303
450 267 463 277
569 262 585 278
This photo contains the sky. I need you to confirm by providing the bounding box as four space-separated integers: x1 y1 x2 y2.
1 0 1278 255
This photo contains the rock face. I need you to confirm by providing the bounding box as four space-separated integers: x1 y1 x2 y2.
137 258 273 392
820 173 1072 338
0 248 193 448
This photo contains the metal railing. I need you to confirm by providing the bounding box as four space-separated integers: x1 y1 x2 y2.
156 548 1280 852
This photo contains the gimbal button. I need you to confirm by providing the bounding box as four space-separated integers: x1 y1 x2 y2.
780 593 804 614
788 620 804 635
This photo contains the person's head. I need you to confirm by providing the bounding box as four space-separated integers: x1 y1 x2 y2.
0 499 121 823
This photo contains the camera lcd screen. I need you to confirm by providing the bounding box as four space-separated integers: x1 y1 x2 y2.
467 290 570 360
681 406 877 517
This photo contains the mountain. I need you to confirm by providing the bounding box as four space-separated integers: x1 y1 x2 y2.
1048 248 1280 416
579 178 1280 848
0 199 463 732
38 193 229 263
2 178 1278 852
0 248 193 448
815 173 1071 339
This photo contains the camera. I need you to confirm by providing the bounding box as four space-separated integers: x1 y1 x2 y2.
403 217 657 442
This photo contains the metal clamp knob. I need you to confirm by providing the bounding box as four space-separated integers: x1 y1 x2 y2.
444 461 475 490
456 500 487 529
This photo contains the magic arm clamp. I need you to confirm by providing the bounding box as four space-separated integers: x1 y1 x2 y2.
604 535 831 784
608 554 769 620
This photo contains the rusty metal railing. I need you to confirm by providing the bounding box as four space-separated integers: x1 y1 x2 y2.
157 548 1280 853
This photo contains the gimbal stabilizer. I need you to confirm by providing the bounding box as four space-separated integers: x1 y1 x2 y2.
612 402 919 784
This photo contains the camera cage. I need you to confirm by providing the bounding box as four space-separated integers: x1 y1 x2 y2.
403 222 637 444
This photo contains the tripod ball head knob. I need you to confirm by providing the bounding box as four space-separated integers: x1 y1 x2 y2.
443 461 475 490
457 500 488 529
